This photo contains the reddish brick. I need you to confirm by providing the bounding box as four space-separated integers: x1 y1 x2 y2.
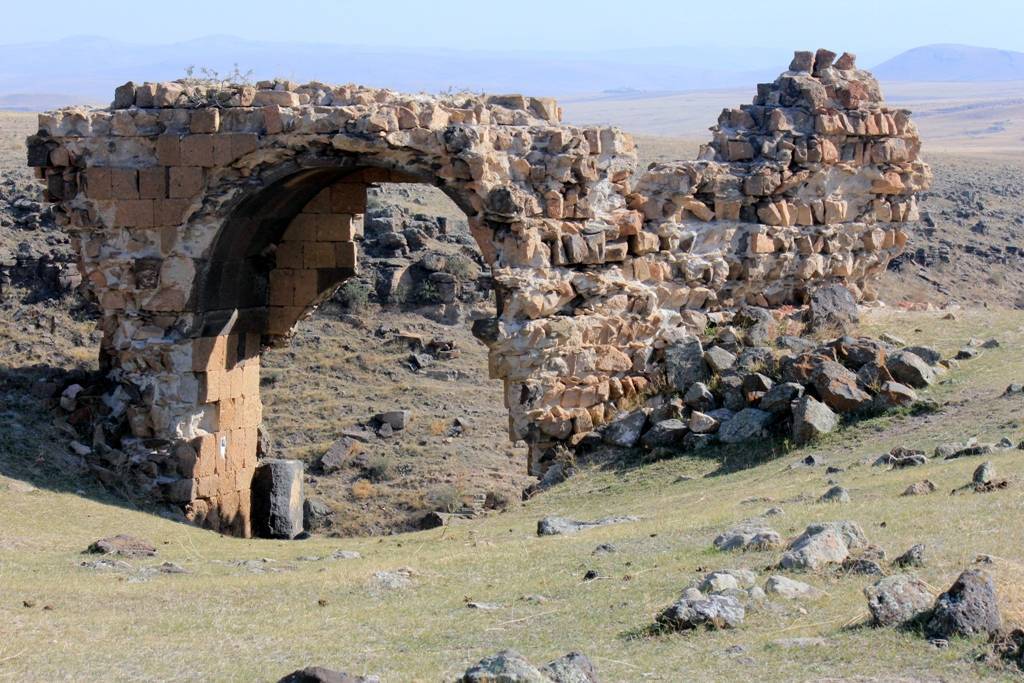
293 268 318 305
335 241 357 269
85 167 111 199
330 182 367 213
115 199 154 227
192 335 227 372
109 168 139 199
155 198 190 227
275 241 304 269
269 269 295 306
303 241 335 269
156 135 181 166
138 167 167 199
180 134 215 167
303 187 332 213
198 370 223 403
169 166 204 198
190 108 220 134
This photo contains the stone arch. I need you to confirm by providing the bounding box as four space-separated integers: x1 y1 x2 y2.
28 50 932 536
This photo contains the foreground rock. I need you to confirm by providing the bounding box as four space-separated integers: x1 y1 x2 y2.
792 396 838 444
780 521 867 571
85 535 156 558
277 668 379 683
537 515 638 536
458 650 599 683
864 574 933 626
926 569 1002 639
656 594 745 631
764 575 825 600
252 459 305 539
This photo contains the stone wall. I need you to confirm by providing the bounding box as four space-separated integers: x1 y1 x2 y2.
27 49 930 535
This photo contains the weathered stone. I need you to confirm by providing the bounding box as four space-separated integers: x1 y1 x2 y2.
704 346 737 374
893 543 926 568
818 485 850 504
689 411 720 434
714 523 782 551
86 535 156 557
902 480 936 496
537 515 638 536
864 574 933 626
792 395 838 444
760 382 803 414
641 419 688 448
780 521 866 571
808 284 859 333
602 409 648 448
665 337 708 390
656 594 745 631
718 408 774 443
374 410 410 430
926 570 1002 639
811 361 872 413
252 459 304 539
277 668 379 683
887 351 935 388
764 575 825 600
683 382 716 411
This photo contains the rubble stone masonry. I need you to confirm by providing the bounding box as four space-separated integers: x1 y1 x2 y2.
28 49 930 535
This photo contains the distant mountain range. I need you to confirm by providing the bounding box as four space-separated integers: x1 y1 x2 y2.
873 44 1024 81
1 38 1022 111
0 35 781 109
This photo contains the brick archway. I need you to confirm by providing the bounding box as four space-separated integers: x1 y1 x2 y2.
29 49 931 535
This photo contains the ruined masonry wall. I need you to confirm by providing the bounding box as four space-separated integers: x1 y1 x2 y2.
28 49 930 535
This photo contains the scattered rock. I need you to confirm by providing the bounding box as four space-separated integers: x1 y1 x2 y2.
759 382 804 415
277 667 379 683
330 550 361 560
890 545 925 570
864 574 933 627
973 461 995 485
592 543 616 555
373 410 410 430
699 569 758 593
458 650 598 683
812 361 872 413
764 575 825 600
904 345 941 365
714 524 782 552
656 594 745 631
902 480 936 496
370 568 415 592
688 411 720 434
780 521 866 571
85 535 156 558
537 515 638 536
792 396 838 444
771 637 831 649
818 486 850 504
926 570 1002 639
466 602 502 611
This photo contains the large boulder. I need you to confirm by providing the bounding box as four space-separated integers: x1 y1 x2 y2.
664 336 708 391
537 515 638 536
252 459 305 539
602 409 648 448
808 283 859 333
85 535 157 558
811 360 872 413
792 396 838 444
864 574 933 627
641 419 688 448
717 408 774 443
780 521 867 571
926 569 1002 639
656 594 745 631
760 382 804 414
886 351 935 388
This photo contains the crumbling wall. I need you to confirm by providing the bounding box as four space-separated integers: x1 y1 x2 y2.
27 49 930 535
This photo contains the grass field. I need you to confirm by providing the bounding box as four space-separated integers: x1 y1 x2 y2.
3 307 1024 681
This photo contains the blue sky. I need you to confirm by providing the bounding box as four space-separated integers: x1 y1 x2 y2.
3 0 1022 64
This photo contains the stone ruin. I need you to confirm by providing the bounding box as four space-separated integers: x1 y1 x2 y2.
27 48 931 536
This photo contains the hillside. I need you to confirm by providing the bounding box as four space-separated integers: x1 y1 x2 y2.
874 44 1024 82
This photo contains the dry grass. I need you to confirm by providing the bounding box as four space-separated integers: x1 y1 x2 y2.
2 308 1024 680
